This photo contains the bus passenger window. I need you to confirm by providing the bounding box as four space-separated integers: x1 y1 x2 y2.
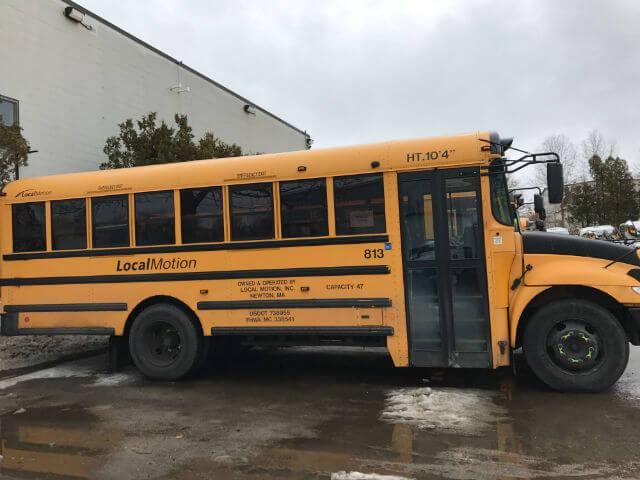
12 202 46 252
230 183 274 241
52 199 87 250
180 187 224 244
92 194 130 248
280 179 328 238
135 191 175 246
334 173 386 235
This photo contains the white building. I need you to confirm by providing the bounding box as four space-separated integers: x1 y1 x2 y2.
0 0 310 178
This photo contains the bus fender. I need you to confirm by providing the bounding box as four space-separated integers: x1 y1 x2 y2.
509 285 549 348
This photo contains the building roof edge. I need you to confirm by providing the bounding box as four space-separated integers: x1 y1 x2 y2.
60 0 309 137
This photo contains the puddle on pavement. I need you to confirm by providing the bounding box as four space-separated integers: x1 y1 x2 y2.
0 406 125 480
1 348 640 479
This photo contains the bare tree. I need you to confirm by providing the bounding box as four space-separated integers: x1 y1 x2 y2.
535 134 580 186
506 173 520 191
581 128 616 160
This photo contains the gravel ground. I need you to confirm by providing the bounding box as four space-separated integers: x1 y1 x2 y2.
0 335 108 372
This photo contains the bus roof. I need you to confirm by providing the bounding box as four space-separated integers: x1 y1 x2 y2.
3 131 497 202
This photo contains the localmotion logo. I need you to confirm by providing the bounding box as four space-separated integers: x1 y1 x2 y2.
15 189 52 198
116 257 197 271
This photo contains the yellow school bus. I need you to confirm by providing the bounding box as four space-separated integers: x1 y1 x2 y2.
1 132 639 392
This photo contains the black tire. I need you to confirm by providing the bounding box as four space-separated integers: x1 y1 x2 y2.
129 303 202 381
523 299 629 393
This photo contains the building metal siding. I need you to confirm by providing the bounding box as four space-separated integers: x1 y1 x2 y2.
0 0 308 178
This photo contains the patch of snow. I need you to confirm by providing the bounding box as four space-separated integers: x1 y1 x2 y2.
332 472 414 480
0 335 107 372
0 364 94 390
0 357 138 390
88 372 136 387
380 387 506 435
13 407 26 415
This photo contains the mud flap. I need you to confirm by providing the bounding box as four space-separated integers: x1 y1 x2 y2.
108 335 131 373
0 313 19 336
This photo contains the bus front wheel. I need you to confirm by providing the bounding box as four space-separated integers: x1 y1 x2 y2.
523 299 629 393
129 303 202 380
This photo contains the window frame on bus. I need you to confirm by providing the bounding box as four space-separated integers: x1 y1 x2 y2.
228 181 276 241
179 186 225 244
11 201 47 253
279 177 330 239
333 172 387 236
133 190 176 247
50 197 88 251
91 193 131 249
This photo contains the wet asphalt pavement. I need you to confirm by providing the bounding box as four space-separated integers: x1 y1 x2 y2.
0 347 639 480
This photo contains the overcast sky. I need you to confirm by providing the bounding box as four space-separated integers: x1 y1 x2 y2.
80 0 640 168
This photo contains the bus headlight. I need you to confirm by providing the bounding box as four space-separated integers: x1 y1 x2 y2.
632 286 640 295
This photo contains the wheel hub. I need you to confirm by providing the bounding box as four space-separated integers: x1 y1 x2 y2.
547 323 600 371
146 322 182 365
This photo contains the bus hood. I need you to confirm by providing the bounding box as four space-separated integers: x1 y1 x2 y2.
521 232 640 267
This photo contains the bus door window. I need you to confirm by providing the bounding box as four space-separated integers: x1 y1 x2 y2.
445 180 480 260
399 181 442 351
444 177 487 354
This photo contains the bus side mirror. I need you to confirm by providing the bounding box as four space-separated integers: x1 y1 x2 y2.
533 193 544 214
511 193 524 208
547 163 564 204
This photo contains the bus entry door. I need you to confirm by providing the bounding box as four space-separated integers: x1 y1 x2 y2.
398 169 491 368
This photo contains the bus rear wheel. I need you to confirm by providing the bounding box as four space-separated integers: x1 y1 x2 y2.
129 303 202 380
523 299 629 393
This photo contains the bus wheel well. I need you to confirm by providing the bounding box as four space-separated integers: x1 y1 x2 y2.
515 286 625 348
124 296 202 338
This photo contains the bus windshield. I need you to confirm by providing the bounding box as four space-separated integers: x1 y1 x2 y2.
489 167 512 226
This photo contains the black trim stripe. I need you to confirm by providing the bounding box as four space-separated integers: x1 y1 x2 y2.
211 326 394 336
198 298 391 310
4 303 127 313
16 328 115 336
2 235 390 261
0 265 389 287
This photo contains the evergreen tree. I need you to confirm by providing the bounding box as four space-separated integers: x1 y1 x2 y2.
0 123 30 185
566 179 597 227
101 112 241 169
567 155 638 227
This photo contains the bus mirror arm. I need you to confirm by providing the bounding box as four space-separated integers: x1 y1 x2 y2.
479 139 561 174
498 152 560 174
511 264 533 290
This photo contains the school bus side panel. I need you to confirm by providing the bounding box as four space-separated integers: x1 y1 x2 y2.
480 176 515 367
